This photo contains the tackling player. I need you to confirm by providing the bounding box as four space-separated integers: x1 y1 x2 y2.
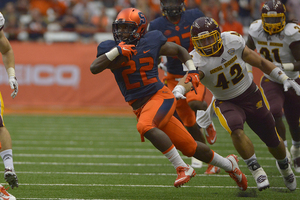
90 8 248 190
173 16 299 191
246 0 300 173
0 12 18 200
147 0 218 173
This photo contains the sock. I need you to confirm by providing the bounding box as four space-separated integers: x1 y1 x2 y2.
277 157 289 170
292 140 300 148
0 149 14 170
163 146 187 169
244 154 260 171
208 151 232 171
284 140 288 148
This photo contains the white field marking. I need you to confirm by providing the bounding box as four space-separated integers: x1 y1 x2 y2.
16 199 121 200
13 147 158 152
13 162 300 172
15 171 300 179
13 153 282 161
1 183 292 190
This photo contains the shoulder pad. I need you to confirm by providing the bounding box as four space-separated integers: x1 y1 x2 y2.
222 31 245 50
248 20 262 36
284 23 300 37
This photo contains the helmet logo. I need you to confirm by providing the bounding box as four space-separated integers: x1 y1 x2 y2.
138 12 146 26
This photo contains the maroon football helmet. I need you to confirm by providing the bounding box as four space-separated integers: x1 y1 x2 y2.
190 17 223 57
112 8 147 44
261 0 286 35
160 0 185 17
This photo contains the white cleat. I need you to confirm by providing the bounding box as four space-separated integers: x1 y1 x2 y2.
290 145 300 173
191 157 203 168
276 161 297 191
248 167 269 191
4 168 18 189
0 184 16 200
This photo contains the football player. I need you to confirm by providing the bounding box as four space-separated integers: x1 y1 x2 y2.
147 0 219 172
173 16 299 191
246 0 300 173
0 12 18 200
90 8 248 190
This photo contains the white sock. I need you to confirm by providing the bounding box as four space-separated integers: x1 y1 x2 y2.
164 146 187 169
0 149 14 170
292 140 300 148
208 151 232 171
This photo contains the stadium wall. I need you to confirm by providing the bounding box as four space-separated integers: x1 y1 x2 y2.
0 42 263 114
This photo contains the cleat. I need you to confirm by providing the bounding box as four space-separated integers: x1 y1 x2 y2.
0 184 16 200
276 161 297 191
290 145 300 173
4 168 18 189
174 165 196 188
225 154 248 191
205 164 221 174
191 157 203 168
205 123 217 145
248 167 270 191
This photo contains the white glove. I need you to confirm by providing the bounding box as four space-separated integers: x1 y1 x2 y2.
196 96 215 128
172 85 186 100
274 62 283 69
158 62 167 72
283 78 300 96
9 76 18 98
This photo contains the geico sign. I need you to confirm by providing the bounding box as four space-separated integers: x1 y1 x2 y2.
0 64 80 88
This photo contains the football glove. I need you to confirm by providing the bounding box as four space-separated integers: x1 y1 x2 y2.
172 85 186 100
184 70 200 94
283 78 300 96
9 76 18 98
116 41 137 60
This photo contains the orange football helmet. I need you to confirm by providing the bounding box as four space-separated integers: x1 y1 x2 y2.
113 8 147 44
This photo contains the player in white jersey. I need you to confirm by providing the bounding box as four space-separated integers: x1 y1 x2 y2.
0 12 18 200
172 16 300 191
246 0 300 173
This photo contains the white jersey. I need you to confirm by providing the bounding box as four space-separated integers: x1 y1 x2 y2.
0 12 4 29
248 19 300 82
190 31 252 100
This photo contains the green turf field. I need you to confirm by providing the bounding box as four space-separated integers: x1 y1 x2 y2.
2 114 299 199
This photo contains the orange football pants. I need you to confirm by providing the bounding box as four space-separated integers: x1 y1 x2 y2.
164 73 206 127
131 86 197 157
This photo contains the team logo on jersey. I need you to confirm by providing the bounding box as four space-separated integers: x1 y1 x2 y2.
164 30 171 36
256 100 263 109
227 48 235 56
175 26 180 31
221 58 227 63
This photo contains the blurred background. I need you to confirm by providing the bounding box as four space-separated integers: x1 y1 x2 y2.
0 0 299 114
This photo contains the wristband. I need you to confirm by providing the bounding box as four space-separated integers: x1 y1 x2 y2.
6 67 15 77
269 67 288 83
105 47 119 61
185 59 196 71
282 63 294 71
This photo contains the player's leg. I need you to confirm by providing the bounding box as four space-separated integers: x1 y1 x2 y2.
246 87 296 191
260 76 291 160
135 86 195 187
163 116 247 191
0 92 18 189
186 83 217 145
214 94 270 191
283 79 300 173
